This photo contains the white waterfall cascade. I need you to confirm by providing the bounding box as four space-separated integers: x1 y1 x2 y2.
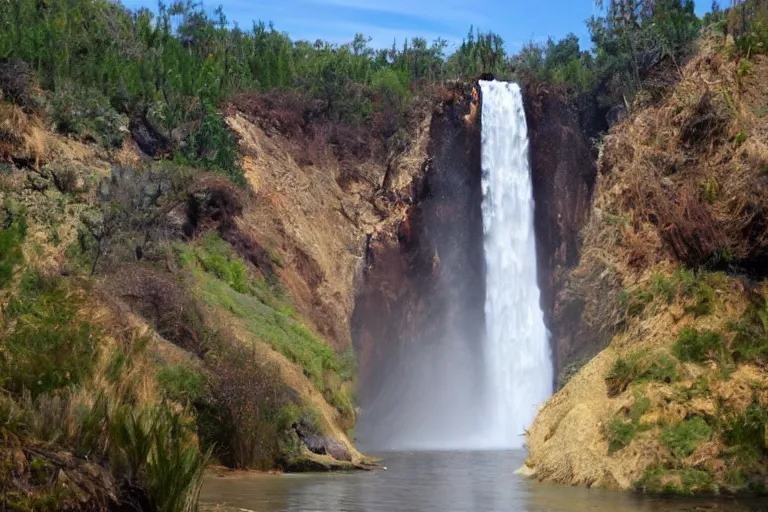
480 80 553 448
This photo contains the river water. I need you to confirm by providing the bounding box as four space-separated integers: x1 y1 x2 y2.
200 451 766 512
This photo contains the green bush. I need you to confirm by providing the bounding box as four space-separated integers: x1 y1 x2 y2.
660 417 713 458
178 105 245 186
722 402 768 454
49 84 128 149
0 206 26 288
672 328 724 363
618 287 654 318
651 272 676 304
685 282 715 317
637 466 714 495
109 403 210 512
1 272 98 397
194 233 252 294
606 350 678 396
630 394 651 423
606 418 637 453
157 365 205 404
728 300 768 364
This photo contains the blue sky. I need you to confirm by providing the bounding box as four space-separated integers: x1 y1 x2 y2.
122 0 720 52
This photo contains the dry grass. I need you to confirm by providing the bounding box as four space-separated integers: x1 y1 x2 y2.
526 34 768 494
0 103 46 165
590 35 768 272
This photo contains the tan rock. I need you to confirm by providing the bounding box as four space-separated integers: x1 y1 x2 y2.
689 397 717 417
668 305 685 322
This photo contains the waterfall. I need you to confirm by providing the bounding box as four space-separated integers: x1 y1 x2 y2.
480 81 553 448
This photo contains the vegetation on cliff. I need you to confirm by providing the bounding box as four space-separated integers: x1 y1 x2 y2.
526 2 768 496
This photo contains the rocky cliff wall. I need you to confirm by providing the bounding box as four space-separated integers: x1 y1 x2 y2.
352 88 485 444
525 86 603 380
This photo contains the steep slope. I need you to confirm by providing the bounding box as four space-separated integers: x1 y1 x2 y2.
0 86 439 506
524 35 768 495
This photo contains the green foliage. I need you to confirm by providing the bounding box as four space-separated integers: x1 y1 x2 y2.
193 233 252 294
589 0 700 108
637 466 714 495
685 282 715 317
176 105 244 185
604 392 651 452
722 401 768 453
50 84 128 149
606 418 638 453
157 365 205 404
179 237 355 425
735 129 748 145
738 58 754 78
651 272 676 304
630 394 652 423
508 34 597 93
728 298 768 363
0 205 27 288
731 1 768 56
110 404 210 512
618 286 654 318
672 327 725 363
0 272 98 397
699 178 719 204
606 350 679 396
660 417 713 458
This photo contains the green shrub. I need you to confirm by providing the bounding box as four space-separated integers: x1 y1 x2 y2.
195 233 252 294
1 273 98 397
728 301 768 364
49 84 128 149
157 365 204 404
675 267 697 297
672 328 724 363
651 272 676 304
0 206 26 288
177 105 245 186
660 417 713 458
606 418 637 453
182 238 356 424
685 282 715 317
630 394 651 423
109 403 210 512
699 178 719 205
618 287 654 318
606 350 678 396
722 402 768 454
637 467 714 495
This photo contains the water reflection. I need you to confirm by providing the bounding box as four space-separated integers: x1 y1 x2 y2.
201 451 767 512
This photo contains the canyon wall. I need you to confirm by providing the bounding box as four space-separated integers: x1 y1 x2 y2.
353 87 485 446
524 85 605 380
353 84 603 443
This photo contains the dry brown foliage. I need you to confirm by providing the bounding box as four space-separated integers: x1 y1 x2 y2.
106 264 212 357
597 37 768 272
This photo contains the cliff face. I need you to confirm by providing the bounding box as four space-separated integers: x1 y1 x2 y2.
524 85 604 381
352 88 485 445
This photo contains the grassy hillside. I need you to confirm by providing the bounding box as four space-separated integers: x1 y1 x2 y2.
0 81 376 510
525 30 768 495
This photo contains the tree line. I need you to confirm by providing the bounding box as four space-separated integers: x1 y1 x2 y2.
1 0 765 171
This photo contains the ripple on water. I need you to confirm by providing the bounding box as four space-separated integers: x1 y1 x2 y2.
200 450 767 512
